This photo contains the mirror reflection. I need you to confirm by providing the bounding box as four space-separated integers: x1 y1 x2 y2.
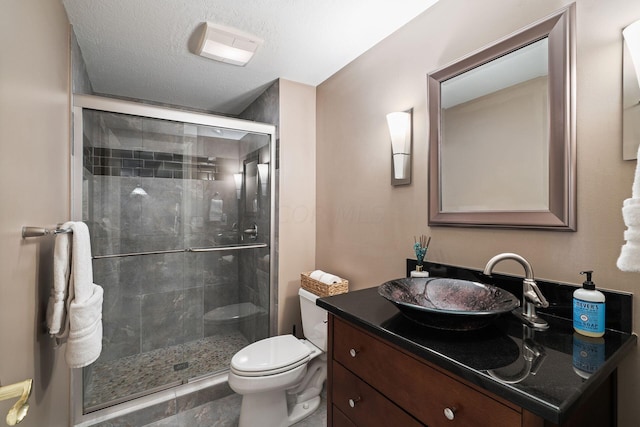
440 39 549 212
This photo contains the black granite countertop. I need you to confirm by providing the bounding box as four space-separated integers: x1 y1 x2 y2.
317 267 637 424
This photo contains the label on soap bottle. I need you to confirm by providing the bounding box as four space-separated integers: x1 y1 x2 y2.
573 298 605 334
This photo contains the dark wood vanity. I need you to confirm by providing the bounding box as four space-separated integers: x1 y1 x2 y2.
318 268 635 427
327 314 615 427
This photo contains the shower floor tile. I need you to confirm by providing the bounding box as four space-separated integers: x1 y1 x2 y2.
84 331 249 410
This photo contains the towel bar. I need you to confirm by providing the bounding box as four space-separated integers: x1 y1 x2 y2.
22 226 72 238
92 243 268 259
22 225 268 257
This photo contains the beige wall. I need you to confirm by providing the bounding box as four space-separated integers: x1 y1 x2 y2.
278 79 317 335
0 1 71 426
316 0 640 425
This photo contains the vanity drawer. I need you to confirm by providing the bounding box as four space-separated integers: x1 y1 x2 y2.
332 317 521 427
332 406 357 427
333 362 423 427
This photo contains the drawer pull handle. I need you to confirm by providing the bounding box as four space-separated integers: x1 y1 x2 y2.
349 348 359 357
444 407 457 420
348 397 361 408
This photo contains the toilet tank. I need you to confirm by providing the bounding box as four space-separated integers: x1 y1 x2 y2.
299 288 328 351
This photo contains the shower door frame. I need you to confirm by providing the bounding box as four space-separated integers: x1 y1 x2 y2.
69 94 278 426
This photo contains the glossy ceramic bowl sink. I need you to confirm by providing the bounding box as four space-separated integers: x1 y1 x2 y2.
378 277 520 331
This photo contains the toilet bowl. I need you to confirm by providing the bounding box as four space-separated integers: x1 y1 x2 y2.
228 288 328 427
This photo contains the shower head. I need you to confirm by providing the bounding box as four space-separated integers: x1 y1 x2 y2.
0 379 33 425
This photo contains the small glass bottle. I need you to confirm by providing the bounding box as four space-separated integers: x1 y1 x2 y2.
411 264 429 278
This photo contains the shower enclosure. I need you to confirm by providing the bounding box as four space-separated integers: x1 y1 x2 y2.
70 95 276 417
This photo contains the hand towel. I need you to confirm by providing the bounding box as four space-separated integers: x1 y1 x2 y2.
618 144 640 272
309 270 325 281
64 221 104 368
46 221 73 336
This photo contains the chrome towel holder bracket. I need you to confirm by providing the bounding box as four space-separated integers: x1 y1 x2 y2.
21 226 72 238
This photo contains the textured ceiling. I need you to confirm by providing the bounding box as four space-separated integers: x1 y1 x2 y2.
62 0 439 115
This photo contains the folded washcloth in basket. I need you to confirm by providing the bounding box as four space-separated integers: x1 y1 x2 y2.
309 270 342 284
319 273 342 284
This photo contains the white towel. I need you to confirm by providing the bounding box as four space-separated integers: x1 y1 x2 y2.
618 144 640 272
47 221 103 367
309 270 325 281
309 270 342 284
46 221 74 336
319 273 341 284
66 284 103 368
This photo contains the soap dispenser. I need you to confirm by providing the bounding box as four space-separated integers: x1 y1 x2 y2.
573 270 605 337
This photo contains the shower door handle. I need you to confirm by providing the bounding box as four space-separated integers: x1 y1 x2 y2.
243 224 258 240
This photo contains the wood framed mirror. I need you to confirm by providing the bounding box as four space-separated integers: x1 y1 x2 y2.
427 4 576 230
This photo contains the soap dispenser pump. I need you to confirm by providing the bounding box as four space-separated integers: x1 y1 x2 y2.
573 270 606 337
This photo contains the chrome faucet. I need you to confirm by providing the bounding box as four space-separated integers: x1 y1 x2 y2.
483 253 549 330
487 325 547 384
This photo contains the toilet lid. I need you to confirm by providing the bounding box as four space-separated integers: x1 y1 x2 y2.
231 335 311 376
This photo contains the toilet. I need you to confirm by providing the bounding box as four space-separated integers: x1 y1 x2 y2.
228 288 328 427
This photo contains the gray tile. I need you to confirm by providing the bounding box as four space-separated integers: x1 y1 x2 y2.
88 395 176 427
177 392 241 427
100 294 141 362
175 382 234 413
182 287 204 343
84 334 246 411
141 291 184 351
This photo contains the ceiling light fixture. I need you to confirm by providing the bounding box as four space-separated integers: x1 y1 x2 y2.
196 22 263 66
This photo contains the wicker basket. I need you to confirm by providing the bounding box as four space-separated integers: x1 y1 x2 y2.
300 272 348 297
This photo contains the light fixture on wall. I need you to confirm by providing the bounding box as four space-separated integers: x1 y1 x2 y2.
623 19 640 160
387 110 412 186
129 184 149 198
196 22 263 66
624 20 640 87
233 173 243 199
257 163 269 194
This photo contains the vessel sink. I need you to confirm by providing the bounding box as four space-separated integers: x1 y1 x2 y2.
378 277 520 331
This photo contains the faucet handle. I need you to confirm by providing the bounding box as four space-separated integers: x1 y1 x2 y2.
523 279 549 308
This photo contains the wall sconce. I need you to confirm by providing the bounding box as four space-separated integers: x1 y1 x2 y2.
257 163 269 194
624 20 640 86
387 110 412 186
233 173 243 199
623 19 640 160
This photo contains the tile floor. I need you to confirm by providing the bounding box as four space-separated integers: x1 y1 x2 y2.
141 388 327 427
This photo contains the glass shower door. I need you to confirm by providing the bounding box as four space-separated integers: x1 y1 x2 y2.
79 107 272 412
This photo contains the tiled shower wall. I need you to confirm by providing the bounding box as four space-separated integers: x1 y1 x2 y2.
83 108 271 370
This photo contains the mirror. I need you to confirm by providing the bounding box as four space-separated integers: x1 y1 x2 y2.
428 5 576 230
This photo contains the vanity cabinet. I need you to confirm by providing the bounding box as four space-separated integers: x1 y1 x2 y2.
326 315 614 427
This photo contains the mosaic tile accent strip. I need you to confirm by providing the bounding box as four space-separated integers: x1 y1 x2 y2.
84 332 249 410
83 146 220 180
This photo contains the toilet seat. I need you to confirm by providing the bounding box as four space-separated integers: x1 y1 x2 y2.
231 335 311 377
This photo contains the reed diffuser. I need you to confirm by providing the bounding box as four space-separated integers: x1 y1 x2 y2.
412 235 431 277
